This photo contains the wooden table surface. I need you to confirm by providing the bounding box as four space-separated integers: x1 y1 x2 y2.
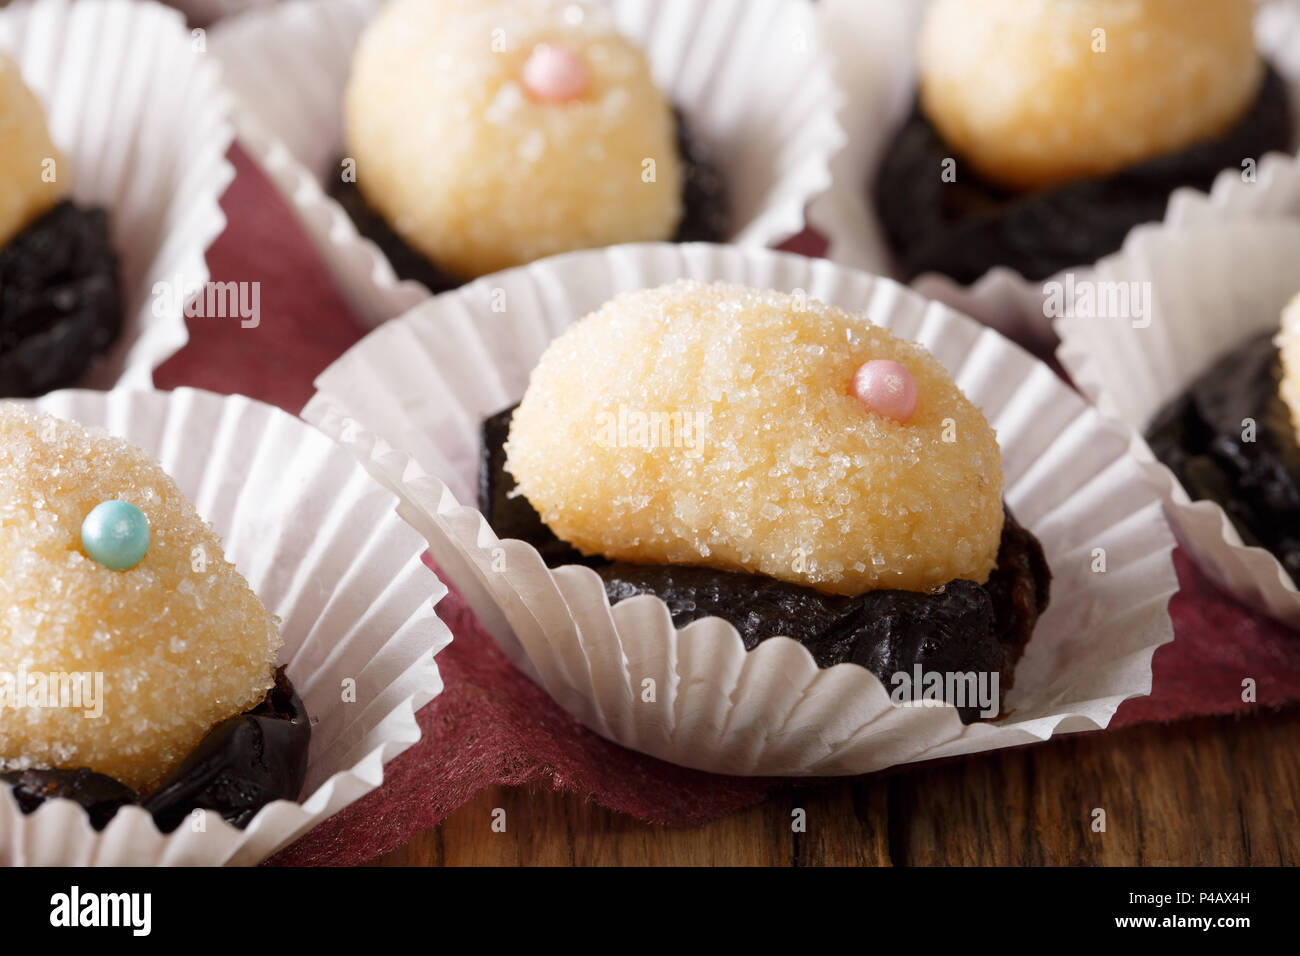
370 707 1300 866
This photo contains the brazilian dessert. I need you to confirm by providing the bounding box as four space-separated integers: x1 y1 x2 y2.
1146 294 1300 584
333 0 728 294
875 0 1294 285
0 55 124 398
0 406 309 831
480 282 1051 722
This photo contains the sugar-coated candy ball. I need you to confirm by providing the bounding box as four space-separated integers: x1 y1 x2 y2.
0 405 282 793
81 500 151 571
0 54 70 249
506 281 1005 596
344 0 684 280
919 0 1262 190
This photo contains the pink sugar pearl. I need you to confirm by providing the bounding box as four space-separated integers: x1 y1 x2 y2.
522 44 589 103
852 360 918 423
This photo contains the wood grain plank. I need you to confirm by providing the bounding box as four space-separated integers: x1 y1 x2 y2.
379 783 790 866
793 780 892 866
886 711 1300 866
369 709 1300 867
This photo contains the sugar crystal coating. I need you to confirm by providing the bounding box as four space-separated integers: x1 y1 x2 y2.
0 405 281 793
919 0 1262 190
1280 292 1300 445
344 0 683 279
0 54 69 249
505 282 1005 596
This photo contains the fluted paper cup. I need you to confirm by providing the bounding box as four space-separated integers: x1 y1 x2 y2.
811 0 1300 352
1057 221 1300 626
0 0 236 390
303 243 1178 777
206 0 845 327
1 387 450 865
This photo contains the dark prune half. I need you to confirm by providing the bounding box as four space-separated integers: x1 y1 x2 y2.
1146 331 1300 582
0 200 125 398
873 64 1293 285
143 666 312 832
0 768 138 832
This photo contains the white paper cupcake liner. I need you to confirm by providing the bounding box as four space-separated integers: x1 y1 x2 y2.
303 242 1178 777
206 0 845 328
1 387 450 865
1057 221 1300 626
810 0 1300 352
0 0 235 390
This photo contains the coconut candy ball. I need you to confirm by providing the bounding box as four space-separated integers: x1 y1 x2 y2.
0 405 282 793
344 0 685 280
505 281 1006 597
918 0 1263 191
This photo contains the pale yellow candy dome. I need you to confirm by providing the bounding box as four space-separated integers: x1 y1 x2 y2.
344 0 684 280
918 0 1263 191
0 53 69 248
1279 293 1300 445
506 282 1005 597
0 406 281 793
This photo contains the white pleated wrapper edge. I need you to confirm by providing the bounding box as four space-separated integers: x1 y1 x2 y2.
304 242 1179 777
1 387 450 865
1057 221 1300 625
206 0 846 327
811 0 1300 352
0 0 236 389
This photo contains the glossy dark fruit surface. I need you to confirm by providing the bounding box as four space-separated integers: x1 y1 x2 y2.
0 767 138 832
329 108 731 293
143 666 312 832
2 667 311 832
874 65 1293 285
0 201 124 398
1146 331 1300 583
481 407 1052 722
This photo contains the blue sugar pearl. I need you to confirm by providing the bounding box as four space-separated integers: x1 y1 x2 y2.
81 501 151 571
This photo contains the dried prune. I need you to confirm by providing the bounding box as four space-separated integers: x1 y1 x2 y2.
0 201 124 398
1146 332 1300 581
874 65 1293 284
143 666 312 832
0 768 137 832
